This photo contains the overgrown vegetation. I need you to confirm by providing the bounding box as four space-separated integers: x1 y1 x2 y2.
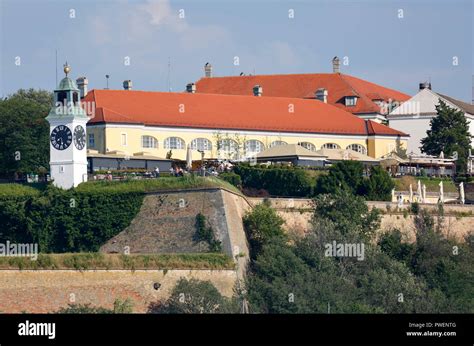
244 191 473 313
195 213 222 252
56 298 133 314
148 278 239 314
0 253 234 270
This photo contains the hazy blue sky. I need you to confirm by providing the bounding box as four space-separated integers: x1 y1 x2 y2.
1 0 473 101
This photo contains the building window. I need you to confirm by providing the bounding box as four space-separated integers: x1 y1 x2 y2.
345 96 358 107
297 142 316 152
321 143 341 150
190 138 212 151
245 140 265 153
269 140 287 148
141 135 158 148
88 133 95 147
59 165 65 173
121 133 127 146
164 137 185 150
217 139 238 153
346 144 367 154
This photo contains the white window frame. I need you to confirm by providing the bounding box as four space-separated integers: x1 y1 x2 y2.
269 140 288 148
346 144 367 154
121 133 127 146
245 140 265 153
297 142 316 152
141 135 158 149
321 143 341 150
164 137 185 150
191 138 212 151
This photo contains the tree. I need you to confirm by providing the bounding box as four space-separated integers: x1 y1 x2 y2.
316 161 364 195
362 166 395 201
148 278 238 313
242 200 286 259
0 89 53 179
421 100 472 174
313 190 380 240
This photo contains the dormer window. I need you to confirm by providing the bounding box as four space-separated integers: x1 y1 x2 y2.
345 96 358 107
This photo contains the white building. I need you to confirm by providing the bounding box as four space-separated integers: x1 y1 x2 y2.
388 83 474 154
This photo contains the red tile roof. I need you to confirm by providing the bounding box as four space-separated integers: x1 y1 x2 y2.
83 89 407 137
194 73 410 114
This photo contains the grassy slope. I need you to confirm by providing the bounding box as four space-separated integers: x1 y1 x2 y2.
0 253 235 270
393 176 457 193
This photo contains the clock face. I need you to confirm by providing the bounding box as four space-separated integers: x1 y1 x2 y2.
73 125 86 150
50 125 72 151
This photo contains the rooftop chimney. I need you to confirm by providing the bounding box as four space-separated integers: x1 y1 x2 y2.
76 77 88 98
186 82 196 93
419 82 432 90
123 80 132 90
332 56 340 73
204 62 212 78
315 88 328 103
253 85 263 97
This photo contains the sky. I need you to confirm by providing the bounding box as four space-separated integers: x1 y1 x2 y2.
0 0 473 101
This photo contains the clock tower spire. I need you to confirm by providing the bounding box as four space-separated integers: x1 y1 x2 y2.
46 63 89 189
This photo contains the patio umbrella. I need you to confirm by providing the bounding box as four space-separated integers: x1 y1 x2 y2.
417 180 422 203
186 145 192 171
409 184 413 203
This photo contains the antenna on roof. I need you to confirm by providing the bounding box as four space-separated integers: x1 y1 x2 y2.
105 75 110 90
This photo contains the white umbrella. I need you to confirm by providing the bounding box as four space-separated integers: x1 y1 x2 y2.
417 180 422 203
460 182 465 204
186 145 192 171
409 184 413 203
439 181 444 204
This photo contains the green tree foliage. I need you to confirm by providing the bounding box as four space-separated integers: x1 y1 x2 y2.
242 200 286 259
313 191 380 240
0 89 52 178
148 278 238 313
246 194 469 313
317 161 394 201
233 164 313 197
0 185 144 252
379 210 473 312
316 161 364 195
361 166 395 201
218 172 242 188
421 100 472 174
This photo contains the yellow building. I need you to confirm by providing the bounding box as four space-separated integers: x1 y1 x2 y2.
82 88 408 162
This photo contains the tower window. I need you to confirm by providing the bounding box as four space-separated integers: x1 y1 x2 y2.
57 91 67 106
73 92 79 105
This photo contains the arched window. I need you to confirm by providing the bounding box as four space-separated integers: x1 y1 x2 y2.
269 140 287 148
164 137 185 150
321 143 341 150
346 144 367 154
191 138 212 151
245 140 265 153
297 142 316 152
141 135 158 148
217 139 238 153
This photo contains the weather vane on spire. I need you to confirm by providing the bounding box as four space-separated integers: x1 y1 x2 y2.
63 62 71 77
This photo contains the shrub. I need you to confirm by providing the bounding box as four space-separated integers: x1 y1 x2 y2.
218 172 242 188
234 164 312 197
195 213 221 252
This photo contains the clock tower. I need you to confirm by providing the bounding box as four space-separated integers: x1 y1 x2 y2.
46 63 89 189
